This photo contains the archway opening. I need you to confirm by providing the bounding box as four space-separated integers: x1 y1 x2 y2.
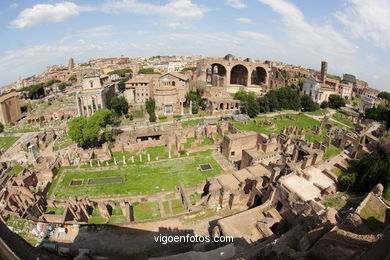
251 67 267 85
230 64 248 85
207 63 227 85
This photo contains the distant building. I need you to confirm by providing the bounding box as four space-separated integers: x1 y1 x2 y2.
320 61 327 83
0 92 22 125
342 74 356 84
76 73 115 116
124 72 189 115
301 78 337 104
68 57 74 71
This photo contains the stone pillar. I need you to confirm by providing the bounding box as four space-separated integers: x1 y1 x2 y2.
123 155 126 164
247 69 251 86
226 67 231 87
189 101 192 115
147 153 150 161
139 154 142 162
181 101 184 115
76 96 81 116
168 151 171 159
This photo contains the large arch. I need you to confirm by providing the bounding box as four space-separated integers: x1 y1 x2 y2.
251 66 267 85
206 63 227 85
230 64 248 85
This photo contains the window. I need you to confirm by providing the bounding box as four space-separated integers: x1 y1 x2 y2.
89 81 93 88
231 151 235 156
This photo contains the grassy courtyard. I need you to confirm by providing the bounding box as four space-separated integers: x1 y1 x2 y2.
332 111 355 128
323 145 343 160
133 201 161 221
231 113 320 135
50 154 223 199
0 136 19 151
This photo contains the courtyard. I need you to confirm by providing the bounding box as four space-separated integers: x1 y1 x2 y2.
49 152 223 199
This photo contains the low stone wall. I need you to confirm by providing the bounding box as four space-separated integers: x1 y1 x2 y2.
186 144 217 153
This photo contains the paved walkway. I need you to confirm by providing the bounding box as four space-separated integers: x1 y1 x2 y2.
212 151 235 172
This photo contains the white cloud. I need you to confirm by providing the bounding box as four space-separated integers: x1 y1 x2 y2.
225 0 246 8
101 0 208 23
258 0 356 57
10 2 83 28
335 0 390 51
9 3 18 8
62 25 128 41
235 17 252 24
239 31 271 41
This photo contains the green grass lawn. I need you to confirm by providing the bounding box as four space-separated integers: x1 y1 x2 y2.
306 109 328 116
323 145 343 160
0 136 19 151
51 154 223 199
190 193 202 205
359 196 387 232
108 215 127 224
45 207 65 215
331 168 344 177
332 112 354 128
163 201 170 214
132 202 161 221
88 217 106 224
233 113 321 136
305 132 325 143
181 119 203 127
171 199 185 214
323 196 347 210
5 126 40 133
7 164 23 177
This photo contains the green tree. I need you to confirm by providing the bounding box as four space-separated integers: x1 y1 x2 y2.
28 83 45 99
246 93 260 118
320 101 329 108
89 109 114 127
82 120 101 147
181 67 196 72
58 82 71 91
186 91 206 114
341 131 390 199
44 79 61 87
328 95 346 109
234 91 259 117
0 122 4 133
117 77 129 93
145 97 156 122
68 75 77 82
301 94 319 112
110 96 129 116
108 69 132 77
68 117 88 147
378 91 390 130
138 68 161 74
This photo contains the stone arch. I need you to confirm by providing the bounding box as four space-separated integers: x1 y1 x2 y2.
230 64 249 85
251 66 267 85
206 63 227 85
207 63 227 77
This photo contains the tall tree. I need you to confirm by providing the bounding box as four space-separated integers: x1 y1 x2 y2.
110 96 129 116
328 95 346 109
145 97 156 122
378 91 390 130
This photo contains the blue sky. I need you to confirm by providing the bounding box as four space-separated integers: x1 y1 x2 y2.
0 0 390 91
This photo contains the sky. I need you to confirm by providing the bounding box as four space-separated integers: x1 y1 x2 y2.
0 0 390 91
